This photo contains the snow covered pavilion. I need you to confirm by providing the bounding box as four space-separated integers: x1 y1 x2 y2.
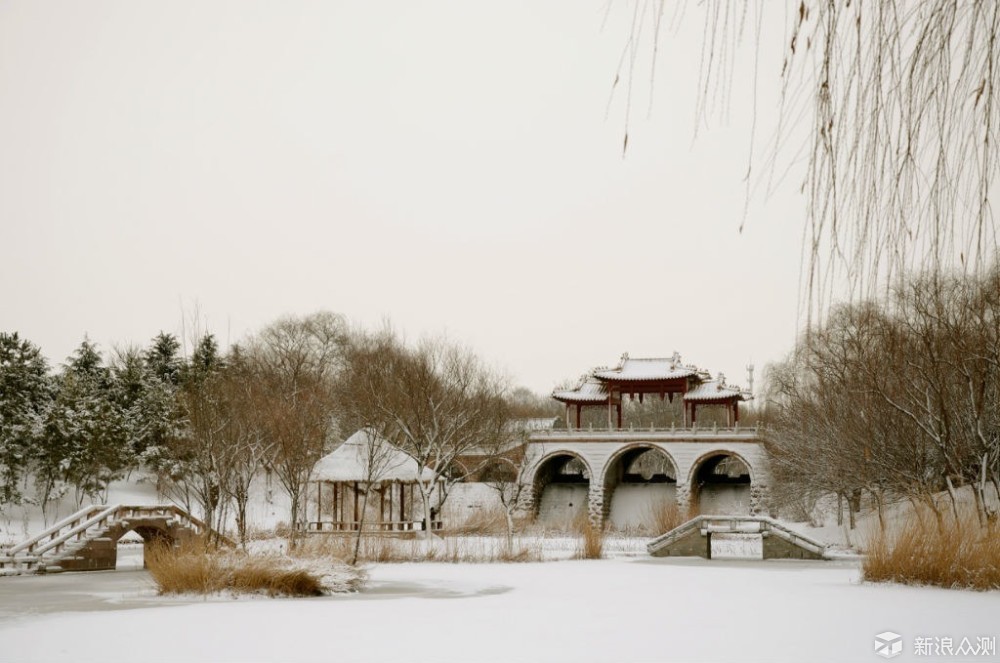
553 352 750 429
306 430 443 534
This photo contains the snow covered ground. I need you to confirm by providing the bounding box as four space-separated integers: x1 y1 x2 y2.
3 477 998 662
1 556 997 663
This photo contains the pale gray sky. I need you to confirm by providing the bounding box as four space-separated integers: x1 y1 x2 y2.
0 1 806 394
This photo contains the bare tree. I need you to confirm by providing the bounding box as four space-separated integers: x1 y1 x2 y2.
344 429 396 565
217 350 273 548
480 431 531 549
248 313 346 535
765 266 1000 529
337 327 511 536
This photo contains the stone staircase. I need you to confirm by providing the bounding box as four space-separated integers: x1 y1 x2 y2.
0 504 232 575
647 514 829 560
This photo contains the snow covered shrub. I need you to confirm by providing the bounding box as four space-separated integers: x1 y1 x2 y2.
863 512 1000 591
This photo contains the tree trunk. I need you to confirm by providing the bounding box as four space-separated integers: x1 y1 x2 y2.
288 487 301 550
872 489 885 531
417 484 434 538
944 475 961 527
351 485 371 566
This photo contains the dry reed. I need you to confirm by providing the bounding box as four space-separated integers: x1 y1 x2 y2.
573 513 605 560
145 541 364 596
297 533 543 564
863 512 1000 591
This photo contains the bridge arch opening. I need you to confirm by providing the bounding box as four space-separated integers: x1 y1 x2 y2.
603 445 678 532
532 452 591 529
690 452 752 515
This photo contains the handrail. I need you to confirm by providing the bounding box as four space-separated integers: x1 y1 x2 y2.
647 515 828 556
32 504 122 557
3 503 238 573
7 505 106 555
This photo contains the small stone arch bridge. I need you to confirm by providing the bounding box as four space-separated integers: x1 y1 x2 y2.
524 425 769 528
0 504 231 575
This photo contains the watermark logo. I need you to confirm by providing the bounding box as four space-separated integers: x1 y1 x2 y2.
914 636 996 657
875 631 903 659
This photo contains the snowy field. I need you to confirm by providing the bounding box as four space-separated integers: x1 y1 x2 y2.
1 556 998 663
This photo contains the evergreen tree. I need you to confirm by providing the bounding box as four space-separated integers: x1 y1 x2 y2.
0 332 51 505
144 332 182 386
41 340 131 507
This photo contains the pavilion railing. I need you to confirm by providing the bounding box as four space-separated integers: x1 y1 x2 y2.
303 520 444 533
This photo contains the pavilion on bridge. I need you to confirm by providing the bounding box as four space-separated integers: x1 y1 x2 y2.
552 352 752 429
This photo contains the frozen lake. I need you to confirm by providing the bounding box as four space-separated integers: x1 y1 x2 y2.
1 555 997 662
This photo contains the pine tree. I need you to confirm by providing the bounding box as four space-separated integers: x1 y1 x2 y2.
0 332 51 505
41 340 131 507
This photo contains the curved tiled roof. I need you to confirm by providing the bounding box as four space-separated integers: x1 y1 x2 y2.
593 353 700 382
552 378 611 404
683 378 751 403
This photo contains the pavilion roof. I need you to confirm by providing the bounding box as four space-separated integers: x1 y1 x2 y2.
310 429 435 483
552 377 611 404
683 377 751 403
593 353 702 383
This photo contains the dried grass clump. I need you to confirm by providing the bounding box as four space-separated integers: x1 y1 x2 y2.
444 508 509 536
573 514 604 560
296 534 543 564
145 542 365 597
863 512 1000 591
646 499 685 535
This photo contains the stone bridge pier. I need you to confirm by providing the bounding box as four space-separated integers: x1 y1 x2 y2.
523 427 770 530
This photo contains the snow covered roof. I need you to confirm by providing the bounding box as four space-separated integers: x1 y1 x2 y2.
683 376 751 403
310 429 435 483
593 353 700 382
552 377 611 404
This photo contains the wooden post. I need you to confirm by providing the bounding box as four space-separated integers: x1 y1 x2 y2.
616 403 622 429
333 483 339 526
691 403 697 426
317 482 322 528
353 482 359 530
565 403 571 430
734 402 740 425
388 481 394 529
576 404 582 429
379 486 385 524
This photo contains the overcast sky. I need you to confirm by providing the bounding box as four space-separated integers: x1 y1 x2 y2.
0 1 807 394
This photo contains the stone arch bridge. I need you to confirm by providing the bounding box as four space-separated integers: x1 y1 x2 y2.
523 426 768 527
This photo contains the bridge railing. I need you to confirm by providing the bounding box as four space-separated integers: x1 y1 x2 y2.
26 504 122 558
4 505 106 556
531 424 760 438
647 514 828 557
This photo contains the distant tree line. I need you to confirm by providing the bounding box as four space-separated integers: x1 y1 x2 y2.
0 313 553 545
764 266 1000 529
